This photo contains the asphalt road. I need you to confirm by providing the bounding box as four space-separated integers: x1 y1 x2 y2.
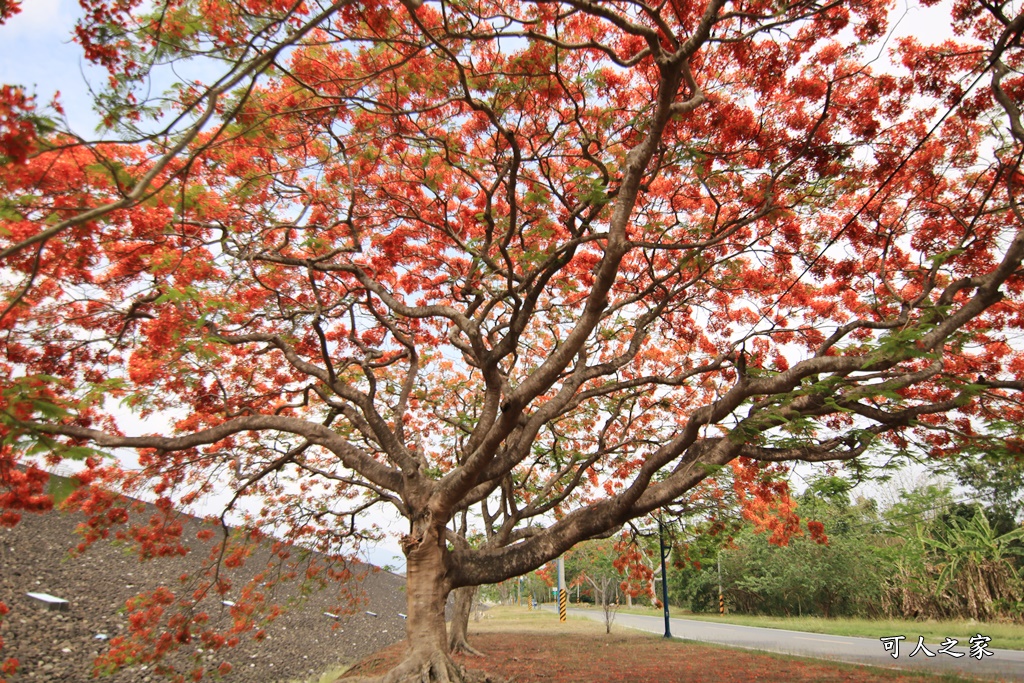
545 606 1024 681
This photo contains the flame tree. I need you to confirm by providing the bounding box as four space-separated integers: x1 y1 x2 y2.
4 0 1024 681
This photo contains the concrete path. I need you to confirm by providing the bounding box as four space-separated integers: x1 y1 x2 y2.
545 606 1024 681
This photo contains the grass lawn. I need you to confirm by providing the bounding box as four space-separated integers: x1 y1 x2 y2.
567 604 1024 651
338 607 980 683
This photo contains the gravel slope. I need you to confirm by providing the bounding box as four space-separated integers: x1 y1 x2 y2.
0 499 407 683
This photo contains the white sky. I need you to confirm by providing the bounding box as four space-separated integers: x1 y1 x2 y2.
1 0 106 134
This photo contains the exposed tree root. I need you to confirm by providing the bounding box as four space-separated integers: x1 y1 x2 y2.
448 637 484 657
343 649 506 683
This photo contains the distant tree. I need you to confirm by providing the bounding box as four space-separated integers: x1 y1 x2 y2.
669 535 721 614
939 420 1024 529
713 475 884 617
878 480 957 619
563 538 634 633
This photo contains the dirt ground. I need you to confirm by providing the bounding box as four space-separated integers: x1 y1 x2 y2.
341 608 977 683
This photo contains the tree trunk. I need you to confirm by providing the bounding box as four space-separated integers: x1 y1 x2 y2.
448 585 482 655
346 520 483 683
602 590 613 634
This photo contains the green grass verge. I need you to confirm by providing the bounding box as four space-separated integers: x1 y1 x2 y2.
683 613 1024 651
473 605 613 635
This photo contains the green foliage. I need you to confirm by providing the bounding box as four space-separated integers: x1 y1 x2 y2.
0 374 114 461
46 472 80 505
936 419 1024 526
493 474 1024 625
883 501 1024 622
562 538 626 606
666 521 729 613
623 482 884 619
719 493 884 618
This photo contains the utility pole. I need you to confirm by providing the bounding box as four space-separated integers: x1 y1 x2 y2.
658 513 672 638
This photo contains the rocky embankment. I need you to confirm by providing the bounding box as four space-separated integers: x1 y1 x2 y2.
0 497 406 683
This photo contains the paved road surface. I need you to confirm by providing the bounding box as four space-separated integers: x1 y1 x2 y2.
544 606 1024 681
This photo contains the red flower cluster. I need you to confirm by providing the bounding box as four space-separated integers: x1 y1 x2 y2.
0 86 36 165
0 600 15 683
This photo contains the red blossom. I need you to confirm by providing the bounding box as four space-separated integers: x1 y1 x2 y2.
0 86 36 164
1 657 18 676
0 0 21 25
807 520 829 545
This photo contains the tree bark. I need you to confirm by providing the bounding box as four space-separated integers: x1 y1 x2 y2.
448 585 482 655
404 525 450 658
347 520 483 683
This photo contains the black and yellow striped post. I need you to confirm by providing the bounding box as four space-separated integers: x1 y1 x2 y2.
717 552 724 615
557 555 567 623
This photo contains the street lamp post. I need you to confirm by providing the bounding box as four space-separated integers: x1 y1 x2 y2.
658 514 672 638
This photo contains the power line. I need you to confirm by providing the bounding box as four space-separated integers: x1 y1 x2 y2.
749 37 1009 337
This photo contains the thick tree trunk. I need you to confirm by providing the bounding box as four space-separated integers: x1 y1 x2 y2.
448 585 481 655
346 520 488 683
404 530 451 659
